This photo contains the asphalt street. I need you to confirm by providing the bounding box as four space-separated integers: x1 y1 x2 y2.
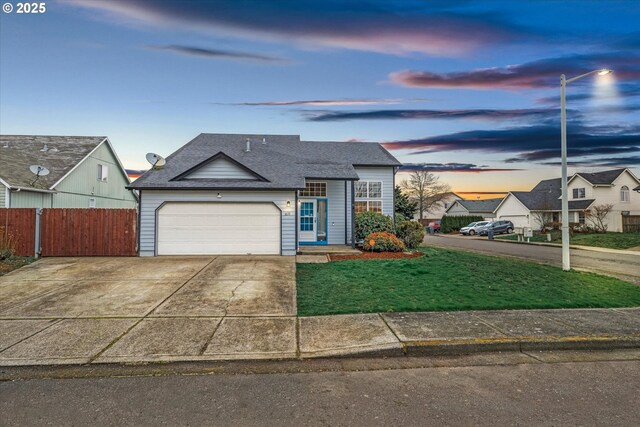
425 235 640 284
1 353 639 426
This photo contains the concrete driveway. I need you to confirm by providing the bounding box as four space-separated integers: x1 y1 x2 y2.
0 256 297 364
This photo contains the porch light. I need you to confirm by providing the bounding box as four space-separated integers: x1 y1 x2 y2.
286 200 291 208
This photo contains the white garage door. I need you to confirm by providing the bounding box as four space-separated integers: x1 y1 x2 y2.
157 203 280 255
499 215 529 228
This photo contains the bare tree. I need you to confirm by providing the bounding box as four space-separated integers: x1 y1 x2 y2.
585 203 613 233
401 170 451 220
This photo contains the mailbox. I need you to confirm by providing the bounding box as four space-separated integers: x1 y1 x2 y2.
514 227 524 235
524 227 533 237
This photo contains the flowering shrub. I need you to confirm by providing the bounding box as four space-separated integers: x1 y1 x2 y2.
362 232 405 252
355 211 394 241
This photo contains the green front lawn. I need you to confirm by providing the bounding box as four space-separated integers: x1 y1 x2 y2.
497 231 640 250
296 248 640 316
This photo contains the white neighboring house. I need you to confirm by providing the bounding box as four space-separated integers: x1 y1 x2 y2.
415 192 462 221
443 198 503 221
494 168 640 232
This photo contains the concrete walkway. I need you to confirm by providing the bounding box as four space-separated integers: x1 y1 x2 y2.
1 308 639 366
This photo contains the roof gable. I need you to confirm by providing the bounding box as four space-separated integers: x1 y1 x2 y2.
457 198 503 213
0 135 107 190
173 152 264 181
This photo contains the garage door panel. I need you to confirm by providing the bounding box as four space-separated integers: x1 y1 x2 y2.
157 203 280 255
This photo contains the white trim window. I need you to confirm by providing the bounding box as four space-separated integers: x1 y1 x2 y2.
97 164 109 182
620 185 630 203
572 188 585 199
355 181 383 213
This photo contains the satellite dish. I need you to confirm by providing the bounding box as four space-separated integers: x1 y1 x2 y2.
29 165 50 176
29 165 50 186
146 153 166 170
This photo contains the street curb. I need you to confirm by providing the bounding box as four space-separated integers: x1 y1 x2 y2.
491 238 640 256
400 335 640 356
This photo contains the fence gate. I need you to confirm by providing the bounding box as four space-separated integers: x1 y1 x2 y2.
622 215 640 233
0 208 36 257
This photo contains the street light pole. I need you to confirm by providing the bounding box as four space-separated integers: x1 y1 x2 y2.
559 68 611 272
560 74 570 271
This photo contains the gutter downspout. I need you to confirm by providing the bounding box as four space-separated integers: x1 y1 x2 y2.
34 208 42 259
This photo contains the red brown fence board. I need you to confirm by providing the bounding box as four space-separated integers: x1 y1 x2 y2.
40 209 137 256
0 208 36 257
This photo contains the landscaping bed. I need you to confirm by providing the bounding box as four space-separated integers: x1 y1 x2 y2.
297 247 640 316
0 257 34 276
497 231 640 250
330 251 423 261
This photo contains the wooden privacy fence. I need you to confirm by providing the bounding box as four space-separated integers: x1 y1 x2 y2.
622 215 640 233
0 208 137 257
1 208 36 257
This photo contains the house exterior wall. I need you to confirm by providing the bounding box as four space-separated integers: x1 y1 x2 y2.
9 191 52 208
346 182 353 245
325 180 347 245
354 166 394 217
418 194 462 220
567 175 594 201
185 157 256 180
495 195 532 228
0 183 5 207
589 171 640 232
52 142 136 208
139 190 297 256
444 201 470 216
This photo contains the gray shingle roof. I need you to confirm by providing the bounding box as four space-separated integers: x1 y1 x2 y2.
457 198 503 213
510 190 594 211
573 168 626 186
130 133 400 190
0 135 106 190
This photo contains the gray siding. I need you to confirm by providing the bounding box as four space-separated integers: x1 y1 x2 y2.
53 142 136 208
9 191 52 208
326 180 347 244
346 182 353 244
186 157 257 180
354 166 395 217
139 190 296 256
0 183 5 207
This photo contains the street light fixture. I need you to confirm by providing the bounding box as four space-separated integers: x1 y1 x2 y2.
560 68 612 271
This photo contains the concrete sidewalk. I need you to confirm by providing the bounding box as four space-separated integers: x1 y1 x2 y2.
1 308 639 366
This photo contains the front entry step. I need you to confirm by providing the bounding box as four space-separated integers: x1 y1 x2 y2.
297 245 362 256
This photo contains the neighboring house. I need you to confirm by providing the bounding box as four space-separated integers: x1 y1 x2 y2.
415 192 463 222
444 198 503 220
129 133 401 256
494 168 640 232
0 135 136 208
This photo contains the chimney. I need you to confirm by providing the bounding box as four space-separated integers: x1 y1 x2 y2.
245 138 251 152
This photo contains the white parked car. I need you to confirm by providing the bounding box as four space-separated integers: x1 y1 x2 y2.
460 221 491 235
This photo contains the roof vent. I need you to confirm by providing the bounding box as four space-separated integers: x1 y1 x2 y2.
245 138 251 152
262 137 267 145
40 144 49 152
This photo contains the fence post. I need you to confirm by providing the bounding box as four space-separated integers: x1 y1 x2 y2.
34 208 42 259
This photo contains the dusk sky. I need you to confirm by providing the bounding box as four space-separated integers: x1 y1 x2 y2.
1 0 639 197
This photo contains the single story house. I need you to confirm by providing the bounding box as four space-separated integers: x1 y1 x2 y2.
494 168 640 232
415 192 463 222
128 133 401 256
443 198 503 220
0 135 136 208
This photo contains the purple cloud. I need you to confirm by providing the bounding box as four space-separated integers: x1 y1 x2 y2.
305 108 563 122
390 52 640 89
146 45 284 62
225 98 428 106
400 163 522 173
61 0 531 56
